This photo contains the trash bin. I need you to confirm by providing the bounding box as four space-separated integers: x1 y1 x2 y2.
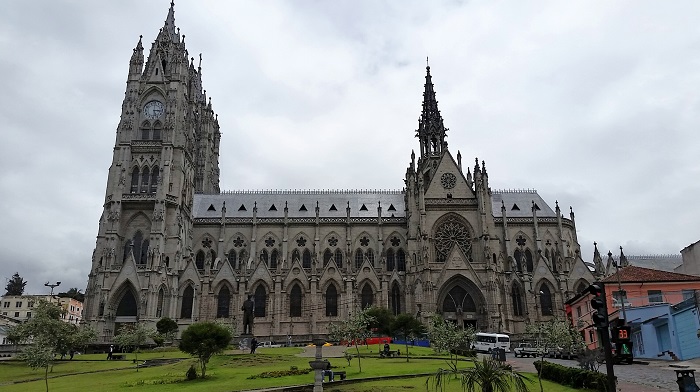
675 369 700 392
498 348 506 362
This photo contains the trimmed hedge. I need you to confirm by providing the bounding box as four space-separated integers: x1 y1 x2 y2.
534 360 613 392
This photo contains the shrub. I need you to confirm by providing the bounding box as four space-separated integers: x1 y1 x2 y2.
534 360 612 392
186 365 198 380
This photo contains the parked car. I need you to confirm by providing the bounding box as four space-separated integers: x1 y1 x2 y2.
258 341 283 348
513 343 544 358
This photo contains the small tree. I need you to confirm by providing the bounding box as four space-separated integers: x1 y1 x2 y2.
526 320 582 392
389 313 425 362
179 322 232 378
156 317 179 344
328 308 374 373
428 315 475 371
8 299 75 392
114 323 154 372
5 272 27 295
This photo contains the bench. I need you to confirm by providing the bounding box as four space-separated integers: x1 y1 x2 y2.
324 370 346 381
111 354 125 360
379 350 400 358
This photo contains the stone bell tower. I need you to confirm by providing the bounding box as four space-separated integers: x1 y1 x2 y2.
84 1 221 341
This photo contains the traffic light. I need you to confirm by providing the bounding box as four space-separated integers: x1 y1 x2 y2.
590 283 608 328
614 325 633 363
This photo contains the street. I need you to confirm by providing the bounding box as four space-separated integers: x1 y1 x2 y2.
503 352 686 391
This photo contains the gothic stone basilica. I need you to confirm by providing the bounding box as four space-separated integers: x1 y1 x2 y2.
84 4 597 343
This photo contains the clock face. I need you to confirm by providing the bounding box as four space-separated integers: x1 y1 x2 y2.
143 100 164 120
440 172 457 189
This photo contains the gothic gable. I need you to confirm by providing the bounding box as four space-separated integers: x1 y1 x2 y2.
424 151 474 199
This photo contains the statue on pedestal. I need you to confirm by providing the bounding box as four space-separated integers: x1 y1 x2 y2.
241 294 255 335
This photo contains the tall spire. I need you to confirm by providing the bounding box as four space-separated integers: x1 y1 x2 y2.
416 59 448 158
163 1 177 41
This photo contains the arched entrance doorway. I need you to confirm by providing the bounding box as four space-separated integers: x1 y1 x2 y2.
438 277 487 330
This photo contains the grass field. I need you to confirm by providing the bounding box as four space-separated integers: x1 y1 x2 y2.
0 345 591 392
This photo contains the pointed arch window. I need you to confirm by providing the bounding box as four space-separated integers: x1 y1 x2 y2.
334 249 343 268
270 249 278 269
391 282 401 315
227 249 237 269
140 167 150 193
442 285 476 313
150 166 159 193
397 249 406 272
550 250 558 273
124 231 148 264
292 249 300 263
140 238 149 264
355 249 364 269
141 122 150 140
540 285 553 316
180 285 194 319
239 250 247 269
361 284 373 309
576 282 588 294
513 249 523 272
217 286 230 318
260 249 269 266
511 285 523 317
116 289 137 316
152 121 162 140
254 286 267 317
525 249 534 273
130 167 140 193
386 248 395 271
323 249 333 267
302 249 312 269
325 284 338 317
290 285 302 317
156 288 165 318
366 249 375 267
195 251 205 270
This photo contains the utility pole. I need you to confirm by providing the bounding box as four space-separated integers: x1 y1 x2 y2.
590 282 616 392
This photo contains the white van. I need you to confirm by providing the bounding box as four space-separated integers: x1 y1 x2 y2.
472 333 511 353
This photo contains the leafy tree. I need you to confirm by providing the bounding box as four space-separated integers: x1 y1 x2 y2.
525 319 583 392
57 288 84 303
389 313 426 362
114 322 155 372
5 272 27 295
156 317 179 344
328 308 375 373
8 299 95 392
428 357 530 392
365 306 394 336
428 315 475 371
179 322 232 378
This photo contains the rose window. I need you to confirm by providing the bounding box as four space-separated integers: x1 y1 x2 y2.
434 217 471 262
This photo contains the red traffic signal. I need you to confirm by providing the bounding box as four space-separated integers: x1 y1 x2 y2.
589 283 608 328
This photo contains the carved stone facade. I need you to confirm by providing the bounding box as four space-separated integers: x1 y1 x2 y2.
84 4 597 343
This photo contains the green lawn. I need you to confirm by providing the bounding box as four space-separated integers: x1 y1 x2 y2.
0 346 591 392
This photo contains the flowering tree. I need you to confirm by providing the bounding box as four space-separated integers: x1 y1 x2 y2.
428 315 475 371
526 320 584 392
328 308 374 373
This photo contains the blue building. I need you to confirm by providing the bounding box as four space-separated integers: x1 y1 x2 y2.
626 296 700 361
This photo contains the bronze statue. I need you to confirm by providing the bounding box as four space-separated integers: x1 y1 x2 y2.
242 294 255 334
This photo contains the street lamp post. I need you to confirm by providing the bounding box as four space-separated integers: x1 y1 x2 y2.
44 281 61 302
611 249 627 323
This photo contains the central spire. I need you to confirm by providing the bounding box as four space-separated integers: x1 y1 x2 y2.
416 59 448 158
163 1 178 42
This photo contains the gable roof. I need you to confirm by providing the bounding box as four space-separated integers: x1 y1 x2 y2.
603 265 700 284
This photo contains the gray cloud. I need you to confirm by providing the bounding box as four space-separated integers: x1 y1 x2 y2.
1 0 698 294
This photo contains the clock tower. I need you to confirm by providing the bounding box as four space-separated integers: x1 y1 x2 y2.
84 2 221 337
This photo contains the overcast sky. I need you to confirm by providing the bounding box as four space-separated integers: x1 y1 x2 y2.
1 1 699 295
